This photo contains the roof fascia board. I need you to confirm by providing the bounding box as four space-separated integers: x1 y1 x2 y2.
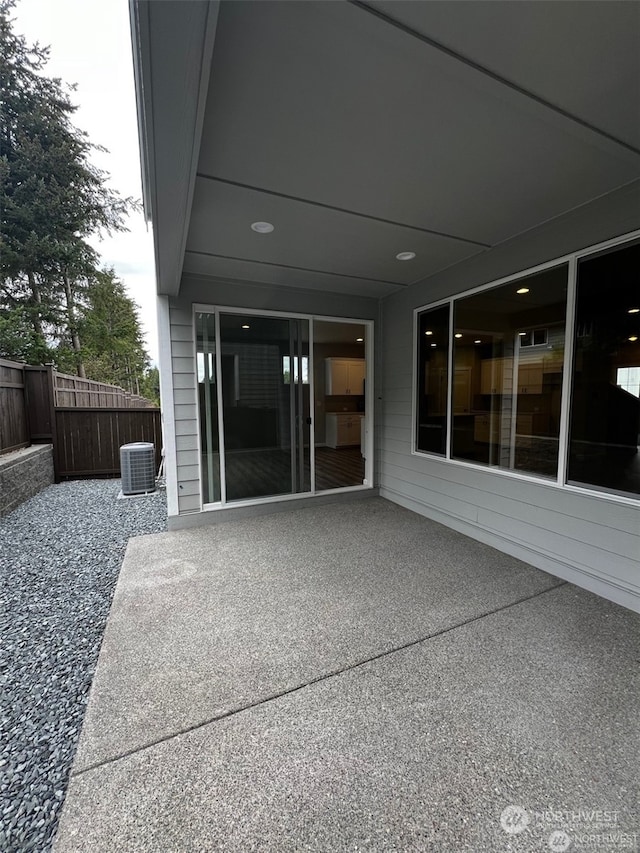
130 1 220 297
175 2 220 299
129 1 155 222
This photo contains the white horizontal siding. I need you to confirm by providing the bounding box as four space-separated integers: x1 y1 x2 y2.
171 339 194 359
169 298 201 517
384 400 412 417
178 493 201 512
380 189 640 612
178 479 200 496
383 385 413 402
173 413 197 435
175 434 198 452
169 305 192 325
176 449 199 467
178 465 200 481
381 425 412 444
384 413 411 430
381 452 639 562
170 325 194 342
173 373 197 390
174 403 197 422
382 470 479 524
383 415 639 533
173 388 196 406
172 356 193 374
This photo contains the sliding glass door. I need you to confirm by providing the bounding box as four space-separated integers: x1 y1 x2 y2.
196 309 370 506
196 312 221 504
313 319 367 490
197 311 311 504
219 313 310 501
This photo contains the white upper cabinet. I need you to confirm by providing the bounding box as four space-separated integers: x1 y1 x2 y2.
325 358 365 395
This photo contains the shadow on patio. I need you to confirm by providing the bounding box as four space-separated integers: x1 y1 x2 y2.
54 498 639 851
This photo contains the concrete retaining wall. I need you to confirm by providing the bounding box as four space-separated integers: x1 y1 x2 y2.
0 445 54 517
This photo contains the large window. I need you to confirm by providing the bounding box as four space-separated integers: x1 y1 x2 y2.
567 242 640 497
414 237 639 500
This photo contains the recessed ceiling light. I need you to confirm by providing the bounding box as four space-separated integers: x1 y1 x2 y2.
628 308 640 314
356 337 364 342
629 335 638 342
474 339 481 344
430 343 436 348
241 324 250 329
251 221 274 233
425 330 433 336
454 333 462 339
517 287 529 294
396 251 416 261
518 331 527 336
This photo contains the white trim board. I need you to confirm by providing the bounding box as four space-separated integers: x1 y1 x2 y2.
157 296 179 517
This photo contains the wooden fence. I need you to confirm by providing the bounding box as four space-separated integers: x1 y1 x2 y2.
24 365 55 443
0 359 30 454
0 359 161 481
54 373 154 408
55 408 162 479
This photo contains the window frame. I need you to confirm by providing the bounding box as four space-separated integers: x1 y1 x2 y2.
412 230 640 506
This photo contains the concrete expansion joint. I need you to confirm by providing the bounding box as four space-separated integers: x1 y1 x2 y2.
72 580 568 778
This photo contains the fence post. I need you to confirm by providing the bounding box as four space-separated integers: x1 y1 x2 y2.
46 365 61 483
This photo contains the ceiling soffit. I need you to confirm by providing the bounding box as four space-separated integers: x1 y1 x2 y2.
144 0 640 296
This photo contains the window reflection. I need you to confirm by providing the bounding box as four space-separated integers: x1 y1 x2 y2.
196 312 221 503
451 265 568 478
568 241 640 497
416 304 450 455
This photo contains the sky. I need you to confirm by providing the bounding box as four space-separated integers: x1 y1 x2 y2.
12 0 159 362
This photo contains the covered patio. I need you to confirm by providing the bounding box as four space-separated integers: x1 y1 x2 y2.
54 497 639 850
132 0 638 612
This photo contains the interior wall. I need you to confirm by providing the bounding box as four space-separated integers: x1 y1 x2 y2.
167 275 379 514
379 181 640 612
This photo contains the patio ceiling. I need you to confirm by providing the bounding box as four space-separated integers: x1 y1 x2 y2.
131 0 640 298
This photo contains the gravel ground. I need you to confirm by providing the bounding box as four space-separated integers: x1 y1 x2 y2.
0 479 167 853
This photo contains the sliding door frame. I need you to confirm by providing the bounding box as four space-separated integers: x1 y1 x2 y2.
193 304 374 511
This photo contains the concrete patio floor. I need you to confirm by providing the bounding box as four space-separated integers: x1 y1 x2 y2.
54 498 639 851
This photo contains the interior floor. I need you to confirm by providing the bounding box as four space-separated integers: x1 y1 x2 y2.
221 445 365 502
224 449 304 502
314 446 365 491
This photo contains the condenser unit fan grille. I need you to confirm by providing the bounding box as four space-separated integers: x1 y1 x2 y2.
120 442 156 495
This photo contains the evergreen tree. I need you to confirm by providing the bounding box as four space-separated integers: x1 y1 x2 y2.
139 366 160 408
67 268 149 393
0 0 137 374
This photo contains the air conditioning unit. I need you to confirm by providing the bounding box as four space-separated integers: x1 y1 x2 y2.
120 442 156 495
